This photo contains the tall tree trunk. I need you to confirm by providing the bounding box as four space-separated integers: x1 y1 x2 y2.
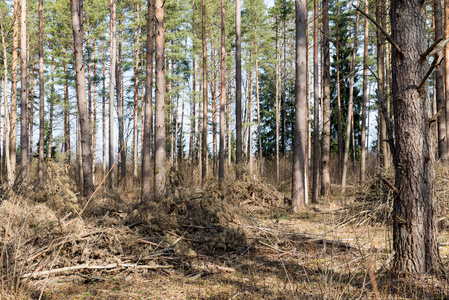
275 17 280 184
444 0 449 154
63 59 70 162
70 0 94 197
377 0 388 169
335 1 343 166
109 0 116 189
341 0 360 191
133 5 141 180
117 18 125 183
360 0 369 184
391 0 439 274
29 55 34 161
154 0 166 196
211 34 217 178
20 0 28 181
201 0 208 183
48 56 54 160
179 86 185 164
255 33 262 176
292 0 308 211
320 0 330 196
10 0 19 183
235 0 242 179
247 46 253 173
1 26 12 186
311 0 320 202
190 3 196 165
102 43 107 175
38 0 44 179
219 0 226 182
141 0 154 202
92 40 97 184
227 67 231 166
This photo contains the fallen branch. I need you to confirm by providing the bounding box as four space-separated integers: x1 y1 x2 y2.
21 263 174 279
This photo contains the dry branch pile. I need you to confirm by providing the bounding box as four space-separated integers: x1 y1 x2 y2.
0 167 288 290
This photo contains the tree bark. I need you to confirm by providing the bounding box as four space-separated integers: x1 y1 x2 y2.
391 0 440 274
70 0 94 197
109 0 116 189
117 18 125 183
1 26 12 186
141 0 154 201
341 0 360 191
335 1 343 166
311 0 319 202
38 0 45 179
247 46 253 173
444 0 449 155
235 0 243 179
320 0 331 196
63 59 70 162
133 4 141 181
218 0 226 183
20 0 28 181
360 0 369 184
102 43 106 175
190 2 196 165
292 0 308 211
154 0 166 196
275 17 280 184
201 0 208 183
10 0 19 184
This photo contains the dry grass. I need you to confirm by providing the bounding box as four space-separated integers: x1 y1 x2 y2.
1 158 449 299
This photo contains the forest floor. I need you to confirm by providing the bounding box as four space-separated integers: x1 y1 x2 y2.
1 163 449 299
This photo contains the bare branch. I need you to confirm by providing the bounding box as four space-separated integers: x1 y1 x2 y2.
352 4 402 54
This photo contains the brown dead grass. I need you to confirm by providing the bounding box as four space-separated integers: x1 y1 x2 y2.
1 160 449 299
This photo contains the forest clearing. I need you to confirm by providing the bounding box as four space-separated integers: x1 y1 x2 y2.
1 0 449 298
1 160 449 299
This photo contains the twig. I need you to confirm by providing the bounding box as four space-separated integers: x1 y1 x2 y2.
21 263 174 279
352 4 402 54
378 175 399 194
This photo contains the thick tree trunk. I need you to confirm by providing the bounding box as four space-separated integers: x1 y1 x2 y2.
201 0 208 183
341 0 360 191
292 0 308 211
102 44 106 175
320 0 330 196
275 19 280 184
38 0 44 179
20 0 28 181
109 0 116 189
141 0 154 201
70 0 94 197
311 0 319 202
235 0 242 179
391 0 440 274
360 0 369 184
154 0 166 196
92 42 97 184
255 38 262 176
218 0 225 182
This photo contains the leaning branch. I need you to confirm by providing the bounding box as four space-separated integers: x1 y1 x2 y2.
352 4 402 54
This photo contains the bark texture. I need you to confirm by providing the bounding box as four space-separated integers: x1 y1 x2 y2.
141 0 154 201
391 0 440 274
70 0 94 197
292 0 308 211
235 0 242 179
154 0 166 196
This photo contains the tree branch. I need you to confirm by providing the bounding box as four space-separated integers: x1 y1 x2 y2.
352 4 402 54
